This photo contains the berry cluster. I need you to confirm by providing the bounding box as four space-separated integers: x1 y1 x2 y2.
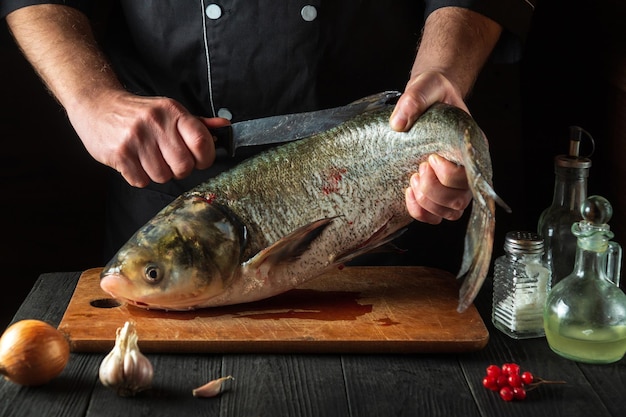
481 362 565 402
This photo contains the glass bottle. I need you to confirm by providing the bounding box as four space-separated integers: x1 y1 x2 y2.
492 231 551 339
538 126 593 285
544 195 626 364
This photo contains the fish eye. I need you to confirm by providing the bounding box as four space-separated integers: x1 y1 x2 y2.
144 263 163 284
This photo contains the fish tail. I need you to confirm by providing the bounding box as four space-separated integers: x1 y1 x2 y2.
456 127 505 312
456 199 495 313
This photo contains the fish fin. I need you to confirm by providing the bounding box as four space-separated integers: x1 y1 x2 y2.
333 224 408 265
243 217 337 269
473 173 512 214
461 128 511 213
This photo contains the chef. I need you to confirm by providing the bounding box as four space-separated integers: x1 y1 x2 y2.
2 0 536 261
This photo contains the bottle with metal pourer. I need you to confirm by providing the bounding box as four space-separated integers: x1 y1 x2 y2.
537 126 594 286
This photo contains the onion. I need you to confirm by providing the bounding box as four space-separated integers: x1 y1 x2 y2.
0 319 70 386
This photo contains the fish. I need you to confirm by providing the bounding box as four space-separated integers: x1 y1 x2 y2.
100 101 510 313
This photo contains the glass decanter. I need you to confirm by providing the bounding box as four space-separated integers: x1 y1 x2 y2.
543 195 626 364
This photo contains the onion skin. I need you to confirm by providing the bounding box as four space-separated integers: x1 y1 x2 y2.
0 319 70 386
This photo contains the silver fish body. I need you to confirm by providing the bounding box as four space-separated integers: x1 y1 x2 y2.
100 102 509 312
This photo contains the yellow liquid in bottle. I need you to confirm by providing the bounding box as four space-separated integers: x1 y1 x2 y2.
544 312 626 364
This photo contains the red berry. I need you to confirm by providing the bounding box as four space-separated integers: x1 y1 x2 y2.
502 363 520 375
486 364 501 378
521 371 534 385
482 376 499 391
501 363 511 375
483 362 564 400
499 386 515 401
513 386 527 400
508 373 523 388
496 374 509 388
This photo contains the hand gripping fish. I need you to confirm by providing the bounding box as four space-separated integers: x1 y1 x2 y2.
100 102 510 313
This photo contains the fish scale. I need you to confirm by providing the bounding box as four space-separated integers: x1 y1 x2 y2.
100 101 507 312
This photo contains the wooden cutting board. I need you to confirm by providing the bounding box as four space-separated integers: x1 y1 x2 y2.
57 266 489 353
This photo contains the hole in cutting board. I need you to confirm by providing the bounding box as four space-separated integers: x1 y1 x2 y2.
90 298 122 309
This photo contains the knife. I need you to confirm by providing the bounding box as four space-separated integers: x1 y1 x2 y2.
211 91 401 157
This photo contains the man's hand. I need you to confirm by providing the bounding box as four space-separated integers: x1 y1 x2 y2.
388 6 501 224
391 71 472 224
389 70 468 133
405 155 472 224
390 71 472 224
69 90 229 187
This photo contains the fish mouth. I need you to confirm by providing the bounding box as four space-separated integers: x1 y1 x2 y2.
99 273 154 309
119 297 188 311
99 286 199 311
100 271 219 311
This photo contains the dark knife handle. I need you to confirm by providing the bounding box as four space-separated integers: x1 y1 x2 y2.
210 125 235 157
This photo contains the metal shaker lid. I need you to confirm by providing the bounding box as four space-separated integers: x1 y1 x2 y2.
504 231 545 255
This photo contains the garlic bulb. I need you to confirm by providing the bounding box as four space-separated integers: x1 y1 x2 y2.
0 319 70 386
99 320 153 397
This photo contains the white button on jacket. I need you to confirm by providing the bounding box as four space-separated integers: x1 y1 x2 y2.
205 3 222 20
300 5 317 22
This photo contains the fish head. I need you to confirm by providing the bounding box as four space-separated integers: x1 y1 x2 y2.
100 196 244 310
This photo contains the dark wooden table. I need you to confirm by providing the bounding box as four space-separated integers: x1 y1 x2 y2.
1 271 624 417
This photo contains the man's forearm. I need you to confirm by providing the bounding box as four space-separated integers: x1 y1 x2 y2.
6 4 123 115
7 4 220 188
413 7 503 98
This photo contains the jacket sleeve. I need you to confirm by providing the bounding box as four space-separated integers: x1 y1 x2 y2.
1 0 91 19
425 0 538 62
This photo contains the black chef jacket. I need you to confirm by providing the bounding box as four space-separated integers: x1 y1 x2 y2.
2 0 537 261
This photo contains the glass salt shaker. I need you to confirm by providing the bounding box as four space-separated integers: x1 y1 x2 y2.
492 231 552 339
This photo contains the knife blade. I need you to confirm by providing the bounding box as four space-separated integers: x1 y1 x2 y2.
211 91 401 157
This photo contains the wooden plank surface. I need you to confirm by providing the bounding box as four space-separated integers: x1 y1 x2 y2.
3 271 626 417
57 266 488 353
341 354 482 416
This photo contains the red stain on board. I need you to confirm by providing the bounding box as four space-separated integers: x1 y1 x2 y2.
121 289 372 322
375 317 401 327
235 289 372 321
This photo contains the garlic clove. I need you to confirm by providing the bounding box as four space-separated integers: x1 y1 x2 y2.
123 349 153 395
192 375 235 398
99 321 153 397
